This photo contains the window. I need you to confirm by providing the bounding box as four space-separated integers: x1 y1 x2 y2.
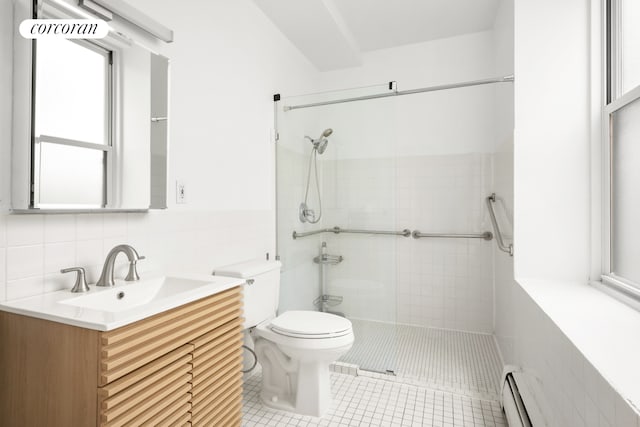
33 37 112 208
602 0 640 295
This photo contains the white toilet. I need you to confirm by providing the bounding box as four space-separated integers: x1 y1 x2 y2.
214 259 354 417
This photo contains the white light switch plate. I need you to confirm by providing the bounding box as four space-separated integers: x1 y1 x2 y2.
176 181 186 204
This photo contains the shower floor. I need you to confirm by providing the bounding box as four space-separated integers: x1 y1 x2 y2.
338 319 504 400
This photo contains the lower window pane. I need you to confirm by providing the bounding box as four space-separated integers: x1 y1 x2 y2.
38 142 105 207
611 97 640 284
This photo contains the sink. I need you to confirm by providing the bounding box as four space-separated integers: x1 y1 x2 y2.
59 276 214 313
0 273 245 331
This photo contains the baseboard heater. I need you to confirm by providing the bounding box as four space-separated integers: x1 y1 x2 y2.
502 372 533 427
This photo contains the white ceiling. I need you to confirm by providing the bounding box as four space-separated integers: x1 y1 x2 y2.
253 0 501 71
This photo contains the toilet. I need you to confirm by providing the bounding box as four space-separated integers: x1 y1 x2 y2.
214 259 354 417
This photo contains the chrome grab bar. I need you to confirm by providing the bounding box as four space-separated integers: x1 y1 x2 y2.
411 231 493 240
486 193 514 256
292 229 326 239
293 226 411 239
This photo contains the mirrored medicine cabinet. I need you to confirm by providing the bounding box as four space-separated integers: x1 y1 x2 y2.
11 0 170 212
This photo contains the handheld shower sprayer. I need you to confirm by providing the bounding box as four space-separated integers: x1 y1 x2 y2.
305 128 333 155
300 128 333 223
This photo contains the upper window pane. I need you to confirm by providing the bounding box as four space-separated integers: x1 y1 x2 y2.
34 38 109 144
613 0 640 98
611 96 640 284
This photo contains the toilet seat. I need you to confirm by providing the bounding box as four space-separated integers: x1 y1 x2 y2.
270 311 352 339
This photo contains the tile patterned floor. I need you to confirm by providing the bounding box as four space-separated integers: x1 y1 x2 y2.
242 368 506 427
338 320 503 399
242 321 506 426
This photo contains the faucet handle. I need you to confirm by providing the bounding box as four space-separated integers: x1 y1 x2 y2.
61 267 90 293
124 256 145 282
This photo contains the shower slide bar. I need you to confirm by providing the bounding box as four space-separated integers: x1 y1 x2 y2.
292 226 411 239
486 193 514 256
411 230 493 240
283 75 514 111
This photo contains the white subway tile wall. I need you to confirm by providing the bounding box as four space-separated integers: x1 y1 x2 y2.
7 214 43 246
322 154 494 333
276 145 325 313
0 210 273 302
495 272 640 426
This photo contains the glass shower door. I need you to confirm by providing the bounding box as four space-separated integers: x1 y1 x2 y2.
322 94 400 375
276 85 401 375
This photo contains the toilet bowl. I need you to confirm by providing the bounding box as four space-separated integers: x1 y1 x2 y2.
254 311 354 416
213 260 354 418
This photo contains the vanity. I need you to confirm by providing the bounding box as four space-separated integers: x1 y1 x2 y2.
0 275 245 426
1 1 247 424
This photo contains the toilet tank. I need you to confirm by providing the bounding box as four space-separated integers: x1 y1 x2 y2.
214 259 281 328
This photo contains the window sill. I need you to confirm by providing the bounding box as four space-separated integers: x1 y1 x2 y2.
515 277 640 412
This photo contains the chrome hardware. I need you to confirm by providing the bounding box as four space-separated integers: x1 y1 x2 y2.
293 226 411 239
246 279 255 286
313 294 344 308
96 245 144 287
150 117 167 122
61 267 90 293
284 75 514 111
299 203 316 223
412 230 493 240
486 193 514 256
313 254 344 265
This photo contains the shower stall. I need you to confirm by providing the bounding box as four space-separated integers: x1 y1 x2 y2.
275 75 513 398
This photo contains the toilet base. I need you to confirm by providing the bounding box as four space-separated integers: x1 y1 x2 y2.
254 336 353 417
259 359 331 417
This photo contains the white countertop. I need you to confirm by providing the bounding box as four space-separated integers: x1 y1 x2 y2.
0 273 245 331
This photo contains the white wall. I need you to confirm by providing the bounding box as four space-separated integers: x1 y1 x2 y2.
513 0 591 282
0 0 320 301
495 0 640 425
492 0 517 368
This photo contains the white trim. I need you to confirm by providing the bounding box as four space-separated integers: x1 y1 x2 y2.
599 0 640 295
89 0 173 43
601 274 640 297
11 0 34 210
590 0 604 282
606 83 640 112
593 278 640 312
36 135 112 152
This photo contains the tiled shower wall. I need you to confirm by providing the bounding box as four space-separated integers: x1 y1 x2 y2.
0 210 273 302
323 153 495 333
276 146 324 313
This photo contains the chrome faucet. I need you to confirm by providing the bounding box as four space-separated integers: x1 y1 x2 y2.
96 244 145 287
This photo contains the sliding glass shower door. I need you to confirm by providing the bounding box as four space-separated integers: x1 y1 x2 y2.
276 85 401 375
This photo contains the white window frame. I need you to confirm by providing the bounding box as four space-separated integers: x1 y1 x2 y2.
32 37 114 209
597 0 640 303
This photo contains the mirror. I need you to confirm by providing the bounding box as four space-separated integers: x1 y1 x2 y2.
11 0 169 211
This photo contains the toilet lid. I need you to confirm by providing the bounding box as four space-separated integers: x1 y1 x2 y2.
270 311 352 337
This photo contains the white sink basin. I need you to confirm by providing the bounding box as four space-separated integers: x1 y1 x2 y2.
59 276 214 313
0 273 245 331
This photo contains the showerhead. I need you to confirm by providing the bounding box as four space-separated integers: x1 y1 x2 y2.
316 138 329 154
305 128 333 154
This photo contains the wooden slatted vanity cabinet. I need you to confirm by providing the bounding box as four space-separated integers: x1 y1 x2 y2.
0 286 244 426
